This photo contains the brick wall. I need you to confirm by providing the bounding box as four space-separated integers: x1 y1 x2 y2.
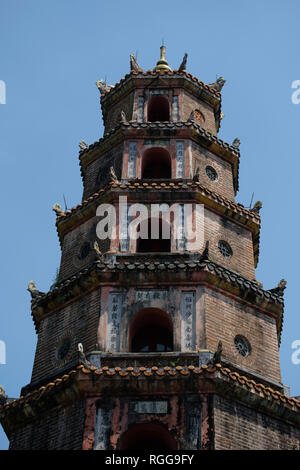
82 144 123 201
203 288 281 383
93 394 202 450
30 289 100 386
104 92 134 133
9 400 85 450
192 142 235 200
204 208 255 279
182 90 217 134
59 216 99 281
214 395 300 449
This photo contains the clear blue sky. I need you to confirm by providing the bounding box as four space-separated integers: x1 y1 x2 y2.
1 0 300 449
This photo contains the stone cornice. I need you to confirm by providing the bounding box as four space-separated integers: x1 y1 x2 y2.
1 363 299 437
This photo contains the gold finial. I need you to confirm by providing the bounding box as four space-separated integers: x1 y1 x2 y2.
153 43 172 72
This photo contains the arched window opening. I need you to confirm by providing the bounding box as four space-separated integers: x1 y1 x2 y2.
120 423 177 450
148 95 170 122
142 147 171 179
136 216 171 253
129 308 173 353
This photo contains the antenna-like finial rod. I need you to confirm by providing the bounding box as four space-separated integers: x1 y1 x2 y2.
153 42 172 72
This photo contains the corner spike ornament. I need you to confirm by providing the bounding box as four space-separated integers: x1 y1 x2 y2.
109 166 119 183
232 138 240 149
188 110 195 122
120 110 127 124
93 240 104 262
79 140 88 152
178 53 188 72
212 341 223 365
27 281 43 299
153 44 172 72
201 240 210 261
269 279 287 296
207 340 223 366
0 386 7 406
53 203 65 217
130 53 142 73
193 167 200 182
96 80 114 96
77 343 92 369
251 201 262 214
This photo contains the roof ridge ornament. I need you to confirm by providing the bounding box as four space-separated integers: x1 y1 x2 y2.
96 79 114 96
178 53 188 72
208 76 226 92
153 44 172 72
130 53 142 73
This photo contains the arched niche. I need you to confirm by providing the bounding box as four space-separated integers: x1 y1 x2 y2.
148 95 170 122
136 215 171 253
142 147 172 179
120 423 177 450
129 308 173 353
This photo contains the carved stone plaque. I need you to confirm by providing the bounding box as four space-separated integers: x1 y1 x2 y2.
176 141 185 178
133 401 168 414
135 290 169 302
107 292 122 352
181 291 195 351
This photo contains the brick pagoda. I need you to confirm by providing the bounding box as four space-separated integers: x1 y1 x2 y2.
1 46 300 450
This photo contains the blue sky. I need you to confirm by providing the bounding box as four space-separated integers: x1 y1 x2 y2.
1 0 300 449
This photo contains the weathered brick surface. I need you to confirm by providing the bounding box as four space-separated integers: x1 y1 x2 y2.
202 288 281 383
93 394 203 450
30 290 100 386
182 90 217 134
59 216 99 280
104 92 134 133
103 87 217 134
214 395 300 450
204 208 255 279
82 144 123 200
192 142 235 200
9 401 85 450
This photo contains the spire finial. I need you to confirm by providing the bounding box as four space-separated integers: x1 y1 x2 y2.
153 43 172 72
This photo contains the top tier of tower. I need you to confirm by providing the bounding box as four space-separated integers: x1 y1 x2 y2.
97 46 224 136
79 48 240 203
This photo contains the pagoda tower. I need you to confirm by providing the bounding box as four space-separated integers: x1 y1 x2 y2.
1 47 300 450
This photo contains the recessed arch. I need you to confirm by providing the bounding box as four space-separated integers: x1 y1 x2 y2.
148 95 170 122
120 423 177 450
142 147 172 179
129 308 173 353
136 215 171 253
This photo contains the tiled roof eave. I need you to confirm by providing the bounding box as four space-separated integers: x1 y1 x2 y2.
54 180 259 265
79 121 239 167
30 258 284 334
99 71 221 108
1 363 299 435
78 121 240 195
55 180 258 238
